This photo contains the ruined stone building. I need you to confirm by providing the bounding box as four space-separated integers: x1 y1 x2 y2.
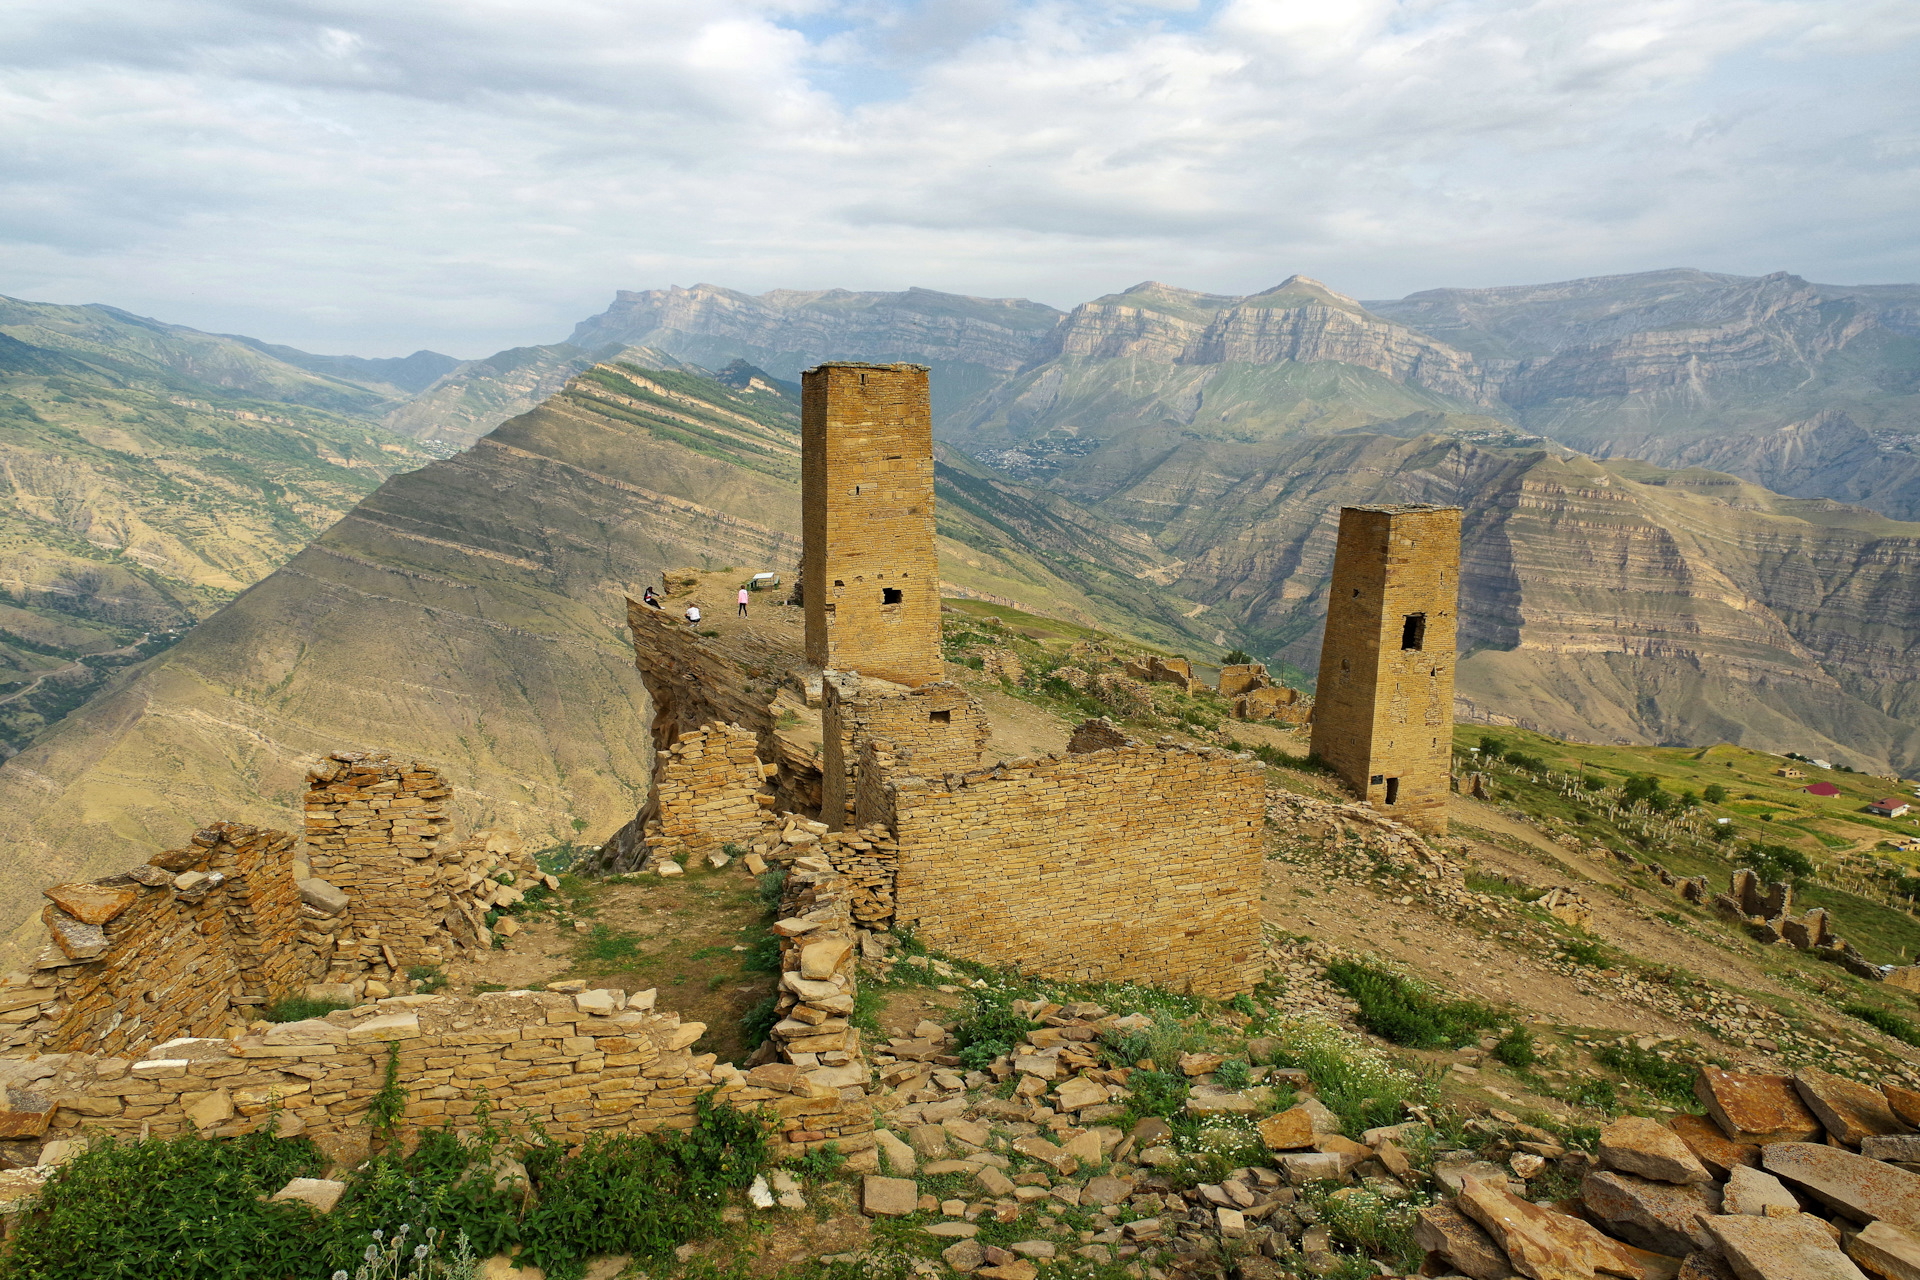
1309 504 1461 835
603 361 1265 996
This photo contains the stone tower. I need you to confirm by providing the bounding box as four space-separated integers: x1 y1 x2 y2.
1310 504 1461 835
801 362 942 687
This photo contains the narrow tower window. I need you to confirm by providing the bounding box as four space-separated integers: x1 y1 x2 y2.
1384 777 1400 804
1401 613 1426 651
929 709 950 724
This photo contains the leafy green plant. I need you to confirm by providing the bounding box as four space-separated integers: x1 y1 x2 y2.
368 1040 408 1147
791 1142 848 1182
756 868 788 913
1212 1058 1252 1090
406 965 448 995
1703 783 1728 804
951 991 1037 1071
1101 1028 1153 1066
1125 1069 1190 1118
1310 1183 1425 1274
1560 938 1611 968
264 994 351 1022
740 934 782 974
1845 1003 1920 1047
739 996 780 1050
1493 1025 1538 1068
1325 959 1503 1049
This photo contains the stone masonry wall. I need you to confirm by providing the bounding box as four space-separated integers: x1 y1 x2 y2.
1310 504 1461 835
877 739 1266 997
638 722 776 865
303 754 457 974
0 823 308 1059
801 363 943 687
0 987 855 1166
822 674 986 829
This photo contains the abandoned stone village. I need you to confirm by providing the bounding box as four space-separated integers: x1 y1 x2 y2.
3 362 1920 1280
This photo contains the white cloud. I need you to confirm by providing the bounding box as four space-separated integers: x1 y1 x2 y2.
0 0 1913 355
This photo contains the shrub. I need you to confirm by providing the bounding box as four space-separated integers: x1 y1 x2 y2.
791 1142 847 1182
1266 1019 1431 1136
1125 1069 1190 1118
1324 960 1502 1049
1479 736 1506 758
739 996 780 1049
951 991 1037 1071
1560 938 1611 969
1704 783 1728 804
1223 649 1253 665
740 934 782 974
1621 774 1664 806
1101 1029 1153 1066
1213 1058 1252 1090
1594 1042 1699 1108
1493 1025 1538 1068
1845 1004 1920 1047
1581 776 1606 791
755 868 788 913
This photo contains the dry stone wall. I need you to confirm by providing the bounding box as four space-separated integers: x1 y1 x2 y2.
638 722 776 865
0 823 308 1059
822 674 985 829
873 733 1266 997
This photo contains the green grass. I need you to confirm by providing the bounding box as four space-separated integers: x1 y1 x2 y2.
262 995 350 1023
1593 1042 1702 1109
1324 959 1504 1049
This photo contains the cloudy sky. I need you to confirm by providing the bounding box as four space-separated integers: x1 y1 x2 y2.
3 0 1917 357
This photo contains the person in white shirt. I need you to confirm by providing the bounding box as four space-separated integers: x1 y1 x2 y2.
684 604 701 627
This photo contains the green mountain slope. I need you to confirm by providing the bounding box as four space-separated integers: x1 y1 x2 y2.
0 299 436 753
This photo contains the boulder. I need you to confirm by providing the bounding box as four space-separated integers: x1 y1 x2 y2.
862 1175 919 1217
1796 1068 1911 1148
1054 1077 1107 1112
1601 1116 1713 1184
1670 1114 1762 1178
1764 1142 1920 1234
1696 1067 1824 1144
1887 1086 1920 1130
1846 1219 1920 1280
1722 1166 1800 1218
1582 1169 1722 1256
942 1240 986 1273
1702 1212 1869 1280
1454 1175 1648 1280
1259 1106 1316 1151
1414 1199 1518 1280
1178 1052 1224 1076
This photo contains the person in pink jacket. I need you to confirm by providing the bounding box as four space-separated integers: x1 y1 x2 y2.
738 586 750 617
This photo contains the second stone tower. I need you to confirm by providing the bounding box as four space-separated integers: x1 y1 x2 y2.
801 362 942 687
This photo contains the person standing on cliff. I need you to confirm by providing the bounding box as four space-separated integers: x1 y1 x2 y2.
737 586 750 617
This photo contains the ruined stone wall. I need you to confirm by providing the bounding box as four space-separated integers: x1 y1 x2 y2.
1310 504 1461 835
0 987 852 1163
1066 717 1133 754
800 363 942 687
878 741 1265 996
303 754 460 976
1123 655 1201 694
639 722 775 865
1 824 308 1058
1235 685 1308 724
1218 663 1268 697
821 675 986 829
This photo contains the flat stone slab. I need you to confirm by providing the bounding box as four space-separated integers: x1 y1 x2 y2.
862 1175 919 1217
1866 1136 1920 1164
1602 1116 1712 1184
1848 1219 1920 1280
1697 1067 1824 1144
1582 1169 1722 1256
1765 1142 1920 1234
1454 1174 1647 1280
270 1177 348 1213
1259 1106 1316 1151
925 1222 978 1238
1414 1200 1516 1280
1888 1085 1920 1129
1796 1068 1911 1148
1186 1088 1257 1116
1723 1165 1800 1217
1702 1212 1868 1280
1670 1114 1761 1178
42 883 138 925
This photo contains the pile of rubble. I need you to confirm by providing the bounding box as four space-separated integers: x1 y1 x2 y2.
1419 1064 1920 1280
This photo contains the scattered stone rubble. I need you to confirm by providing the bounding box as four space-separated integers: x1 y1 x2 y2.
1418 1065 1920 1280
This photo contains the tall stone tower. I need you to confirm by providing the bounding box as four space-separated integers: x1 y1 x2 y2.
801 362 943 687
1310 504 1461 835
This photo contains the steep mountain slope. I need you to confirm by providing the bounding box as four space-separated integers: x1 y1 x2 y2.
568 284 1064 419
1070 425 1920 771
0 363 1214 963
0 299 434 753
1368 271 1920 511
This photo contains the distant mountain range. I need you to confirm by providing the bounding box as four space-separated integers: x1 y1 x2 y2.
3 267 1918 963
